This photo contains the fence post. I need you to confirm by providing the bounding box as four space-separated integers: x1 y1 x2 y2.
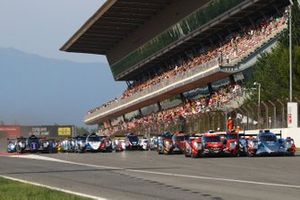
261 101 269 129
268 100 277 128
246 105 256 130
276 99 285 128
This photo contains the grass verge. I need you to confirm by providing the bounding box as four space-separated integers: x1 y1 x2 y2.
0 177 92 200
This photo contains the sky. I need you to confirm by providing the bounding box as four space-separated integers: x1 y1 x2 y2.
0 0 106 63
0 1 126 127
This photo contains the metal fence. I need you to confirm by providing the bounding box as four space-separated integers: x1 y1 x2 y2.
111 98 300 136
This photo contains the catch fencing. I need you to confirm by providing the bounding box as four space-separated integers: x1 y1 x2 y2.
110 98 300 136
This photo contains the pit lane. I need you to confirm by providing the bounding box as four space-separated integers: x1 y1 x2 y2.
0 151 300 200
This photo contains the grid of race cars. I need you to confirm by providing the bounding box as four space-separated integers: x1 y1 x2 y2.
6 130 296 157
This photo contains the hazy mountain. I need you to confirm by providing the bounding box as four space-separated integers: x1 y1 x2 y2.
0 48 125 126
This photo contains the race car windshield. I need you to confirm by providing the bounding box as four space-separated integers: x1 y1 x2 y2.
88 136 101 142
77 137 86 141
128 136 139 142
28 138 39 143
203 136 221 142
260 135 277 142
226 134 238 140
176 136 186 141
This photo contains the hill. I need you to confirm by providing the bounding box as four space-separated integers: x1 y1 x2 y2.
0 48 125 126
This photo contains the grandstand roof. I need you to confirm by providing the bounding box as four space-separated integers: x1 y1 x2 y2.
60 0 172 54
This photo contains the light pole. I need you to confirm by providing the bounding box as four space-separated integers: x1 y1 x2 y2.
254 82 261 128
289 0 293 102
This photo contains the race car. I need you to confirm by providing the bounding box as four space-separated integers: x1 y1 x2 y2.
74 135 87 153
125 133 141 150
149 136 158 150
222 132 240 156
157 132 173 154
113 139 126 152
58 138 75 152
246 130 296 156
139 138 150 151
15 137 27 153
202 131 224 156
98 136 113 152
184 134 202 158
85 133 102 152
40 138 58 153
26 135 40 153
172 133 188 154
7 139 17 153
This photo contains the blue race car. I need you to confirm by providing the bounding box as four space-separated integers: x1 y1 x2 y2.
7 139 17 153
26 135 40 153
125 133 141 150
74 135 87 153
246 130 296 156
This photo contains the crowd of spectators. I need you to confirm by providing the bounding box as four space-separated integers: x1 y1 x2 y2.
103 83 243 135
88 9 288 115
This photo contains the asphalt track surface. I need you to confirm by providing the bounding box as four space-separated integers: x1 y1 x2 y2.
0 151 300 200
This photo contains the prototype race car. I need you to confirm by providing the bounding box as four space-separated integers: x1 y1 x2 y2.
184 134 202 158
125 133 141 150
26 135 40 153
139 138 150 151
85 133 102 152
98 136 113 152
16 137 27 153
222 132 240 156
7 139 17 153
113 139 126 152
157 132 173 154
172 133 188 154
40 138 58 153
246 130 296 156
74 135 87 153
58 138 75 152
202 131 224 156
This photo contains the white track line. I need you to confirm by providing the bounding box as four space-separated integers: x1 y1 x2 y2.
7 155 300 190
0 175 107 200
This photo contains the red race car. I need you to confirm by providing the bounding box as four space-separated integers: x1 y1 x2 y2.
202 131 224 156
184 134 202 158
222 132 239 156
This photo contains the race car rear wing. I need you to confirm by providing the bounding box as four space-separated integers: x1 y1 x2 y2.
240 130 282 138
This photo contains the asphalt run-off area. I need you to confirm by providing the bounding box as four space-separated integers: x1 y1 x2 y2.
0 151 300 200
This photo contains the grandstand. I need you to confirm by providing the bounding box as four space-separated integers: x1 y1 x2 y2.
61 0 290 135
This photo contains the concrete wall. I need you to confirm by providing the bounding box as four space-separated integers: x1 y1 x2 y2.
244 128 300 148
106 0 210 65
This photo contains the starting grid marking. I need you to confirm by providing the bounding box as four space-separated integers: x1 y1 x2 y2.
4 154 300 190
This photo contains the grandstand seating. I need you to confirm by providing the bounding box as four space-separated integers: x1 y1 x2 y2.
88 9 288 121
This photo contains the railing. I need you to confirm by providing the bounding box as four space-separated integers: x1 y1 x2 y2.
85 58 220 122
110 0 245 78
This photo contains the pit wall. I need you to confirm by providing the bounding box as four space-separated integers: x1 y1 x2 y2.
244 128 300 148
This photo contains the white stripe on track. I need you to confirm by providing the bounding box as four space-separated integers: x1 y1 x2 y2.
7 154 300 190
0 175 107 200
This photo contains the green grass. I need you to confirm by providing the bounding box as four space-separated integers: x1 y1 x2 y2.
0 177 92 200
